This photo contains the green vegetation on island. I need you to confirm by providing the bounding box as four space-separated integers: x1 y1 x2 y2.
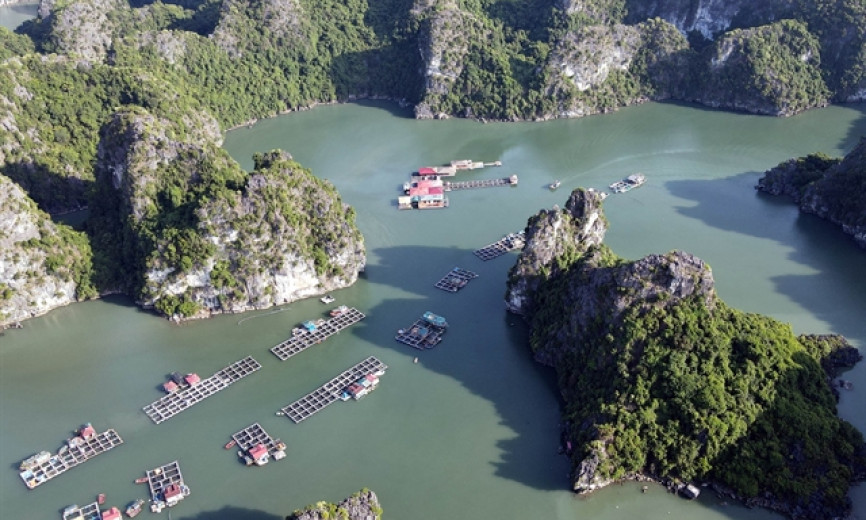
288 489 382 520
757 137 866 249
506 189 865 519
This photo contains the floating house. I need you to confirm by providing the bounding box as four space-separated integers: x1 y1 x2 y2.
101 507 121 520
249 444 270 466
403 177 443 195
163 483 187 507
163 372 200 393
340 372 380 401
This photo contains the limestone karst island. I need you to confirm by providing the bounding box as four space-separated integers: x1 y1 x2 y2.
1 0 864 519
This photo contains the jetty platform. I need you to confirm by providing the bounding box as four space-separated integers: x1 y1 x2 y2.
145 460 189 512
143 356 262 424
395 312 448 350
609 173 646 193
270 307 366 361
279 356 388 424
19 427 124 489
231 423 286 463
62 501 100 520
444 175 518 191
434 267 478 293
473 231 525 261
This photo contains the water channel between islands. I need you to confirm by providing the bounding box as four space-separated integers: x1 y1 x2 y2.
1 100 865 520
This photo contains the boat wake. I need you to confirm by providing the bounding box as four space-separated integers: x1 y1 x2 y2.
237 306 291 325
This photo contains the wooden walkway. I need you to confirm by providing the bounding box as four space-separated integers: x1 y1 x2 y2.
270 307 366 361
19 428 124 489
473 231 525 261
279 357 387 424
232 423 285 461
395 320 447 350
434 267 478 293
143 356 261 424
444 175 517 191
62 501 100 520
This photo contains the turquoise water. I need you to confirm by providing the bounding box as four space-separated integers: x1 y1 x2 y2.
1 100 865 519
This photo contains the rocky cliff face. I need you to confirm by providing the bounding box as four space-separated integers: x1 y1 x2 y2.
505 188 607 317
0 174 93 327
696 20 828 116
625 0 748 40
211 0 306 58
91 107 365 320
289 489 382 520
413 0 484 119
549 23 642 93
757 138 866 249
39 0 124 63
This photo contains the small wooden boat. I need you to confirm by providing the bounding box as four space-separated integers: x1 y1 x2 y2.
97 493 105 505
224 439 237 449
134 477 148 484
125 498 145 518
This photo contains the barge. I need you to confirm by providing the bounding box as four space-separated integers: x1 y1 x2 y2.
231 423 286 466
145 460 190 513
609 173 646 193
473 231 525 261
395 312 449 350
19 423 124 489
279 356 388 423
142 356 262 424
270 307 365 361
434 267 478 293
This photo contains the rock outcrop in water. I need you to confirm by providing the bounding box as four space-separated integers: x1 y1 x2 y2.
0 174 94 327
87 105 364 320
506 188 866 519
756 137 866 249
288 489 382 520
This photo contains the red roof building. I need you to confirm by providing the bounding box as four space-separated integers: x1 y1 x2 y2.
184 373 201 386
163 381 179 393
163 484 182 500
79 423 96 440
101 507 121 520
249 444 270 466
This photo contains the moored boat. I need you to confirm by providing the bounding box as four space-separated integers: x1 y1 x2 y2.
329 305 349 317
125 499 145 518
134 477 148 484
97 493 105 505
224 439 236 449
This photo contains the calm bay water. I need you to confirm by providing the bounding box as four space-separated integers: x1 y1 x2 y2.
1 101 865 520
0 2 38 30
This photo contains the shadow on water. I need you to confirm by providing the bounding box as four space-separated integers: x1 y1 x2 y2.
179 505 283 520
666 171 866 340
350 244 569 492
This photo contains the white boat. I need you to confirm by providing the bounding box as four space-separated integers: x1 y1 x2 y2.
320 295 335 304
549 180 561 190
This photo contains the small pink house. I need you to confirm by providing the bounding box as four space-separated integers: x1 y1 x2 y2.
101 507 121 520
